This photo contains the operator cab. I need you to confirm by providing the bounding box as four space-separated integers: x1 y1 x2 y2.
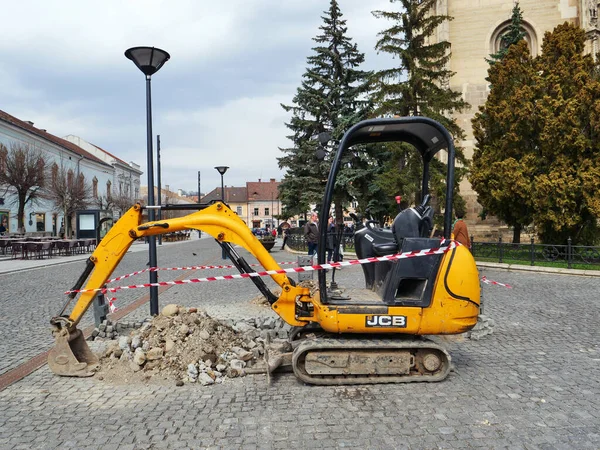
317 117 457 307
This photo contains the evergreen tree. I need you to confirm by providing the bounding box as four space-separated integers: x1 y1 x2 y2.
470 23 600 245
530 23 600 244
487 2 526 65
470 40 537 243
278 0 373 220
371 0 468 219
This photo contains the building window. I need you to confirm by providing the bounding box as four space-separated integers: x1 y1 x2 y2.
236 206 242 215
0 144 7 173
135 187 139 200
253 207 259 216
265 207 270 216
67 169 74 186
107 180 112 200
92 177 98 198
119 182 123 195
78 173 85 189
51 163 58 186
490 20 537 57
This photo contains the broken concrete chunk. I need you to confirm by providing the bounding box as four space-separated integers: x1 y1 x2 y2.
161 304 179 317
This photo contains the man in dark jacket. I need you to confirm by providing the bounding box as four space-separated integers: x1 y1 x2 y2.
304 212 319 256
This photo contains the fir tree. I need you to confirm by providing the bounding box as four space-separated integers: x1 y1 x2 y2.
471 23 600 245
278 0 373 220
370 0 468 219
470 40 537 243
487 3 526 66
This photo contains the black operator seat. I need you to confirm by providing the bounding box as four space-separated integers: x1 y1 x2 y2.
391 195 434 244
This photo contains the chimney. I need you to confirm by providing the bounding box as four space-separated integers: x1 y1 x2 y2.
270 178 276 182
258 178 261 182
25 121 34 126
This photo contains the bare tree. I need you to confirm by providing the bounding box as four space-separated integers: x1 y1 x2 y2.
111 193 134 216
0 142 46 232
44 162 93 238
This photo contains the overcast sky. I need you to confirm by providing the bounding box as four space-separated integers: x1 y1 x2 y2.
1 0 395 194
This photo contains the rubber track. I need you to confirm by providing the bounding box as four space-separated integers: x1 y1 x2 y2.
292 337 451 385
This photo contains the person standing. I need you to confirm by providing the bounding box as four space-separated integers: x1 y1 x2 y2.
326 217 335 264
452 208 471 249
304 212 319 256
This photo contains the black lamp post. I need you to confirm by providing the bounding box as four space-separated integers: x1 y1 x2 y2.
214 166 229 201
125 46 170 316
214 166 229 260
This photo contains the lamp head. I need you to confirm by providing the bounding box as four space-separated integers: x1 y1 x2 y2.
125 46 170 76
214 166 229 176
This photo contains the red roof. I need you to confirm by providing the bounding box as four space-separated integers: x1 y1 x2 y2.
0 109 111 167
246 179 280 201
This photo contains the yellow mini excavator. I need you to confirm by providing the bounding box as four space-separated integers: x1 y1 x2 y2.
49 117 480 385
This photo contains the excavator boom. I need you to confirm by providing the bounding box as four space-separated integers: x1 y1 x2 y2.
49 201 311 377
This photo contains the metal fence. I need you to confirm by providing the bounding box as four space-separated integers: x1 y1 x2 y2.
286 227 600 270
286 228 354 253
471 236 600 269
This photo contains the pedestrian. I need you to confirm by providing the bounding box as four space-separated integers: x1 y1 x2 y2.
452 207 471 249
326 217 335 264
304 212 319 256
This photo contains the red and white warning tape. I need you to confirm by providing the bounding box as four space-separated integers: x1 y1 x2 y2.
66 240 457 295
107 261 298 284
481 276 512 288
108 297 118 313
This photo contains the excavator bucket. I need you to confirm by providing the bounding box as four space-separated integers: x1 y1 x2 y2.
48 328 98 377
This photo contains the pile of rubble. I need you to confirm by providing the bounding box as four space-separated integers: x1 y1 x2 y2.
464 314 495 340
96 304 292 385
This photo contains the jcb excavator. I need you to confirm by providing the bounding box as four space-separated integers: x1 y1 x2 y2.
49 116 480 385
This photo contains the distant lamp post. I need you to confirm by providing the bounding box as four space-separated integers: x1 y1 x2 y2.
214 166 229 201
214 166 229 260
125 46 170 316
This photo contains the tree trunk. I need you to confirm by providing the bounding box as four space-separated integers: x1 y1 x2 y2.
17 192 26 233
512 224 521 244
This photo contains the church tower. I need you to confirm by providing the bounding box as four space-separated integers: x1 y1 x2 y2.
436 0 599 234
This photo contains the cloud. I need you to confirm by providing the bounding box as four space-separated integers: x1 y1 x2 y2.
159 93 292 192
1 0 398 195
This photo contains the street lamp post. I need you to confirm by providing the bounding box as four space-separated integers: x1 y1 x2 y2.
125 46 170 316
214 166 229 260
214 166 229 202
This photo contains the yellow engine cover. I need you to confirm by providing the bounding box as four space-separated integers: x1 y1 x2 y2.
311 244 480 335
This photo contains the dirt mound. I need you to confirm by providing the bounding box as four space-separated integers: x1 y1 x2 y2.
95 304 291 386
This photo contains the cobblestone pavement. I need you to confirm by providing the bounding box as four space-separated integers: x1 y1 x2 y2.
1 237 599 449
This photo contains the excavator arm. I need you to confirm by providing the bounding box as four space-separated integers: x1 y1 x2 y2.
49 202 313 377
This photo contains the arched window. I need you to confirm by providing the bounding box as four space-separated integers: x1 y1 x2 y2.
51 163 59 186
78 173 85 189
0 144 7 173
92 177 98 198
490 20 538 57
107 180 112 199
67 169 74 187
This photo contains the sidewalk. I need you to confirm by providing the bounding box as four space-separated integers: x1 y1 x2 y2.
0 234 209 275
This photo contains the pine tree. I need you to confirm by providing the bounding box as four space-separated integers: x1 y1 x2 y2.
470 40 537 243
530 23 600 244
278 0 372 220
370 0 468 218
487 3 526 66
470 23 600 245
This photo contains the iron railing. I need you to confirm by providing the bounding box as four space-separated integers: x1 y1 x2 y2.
286 228 600 270
471 236 600 269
